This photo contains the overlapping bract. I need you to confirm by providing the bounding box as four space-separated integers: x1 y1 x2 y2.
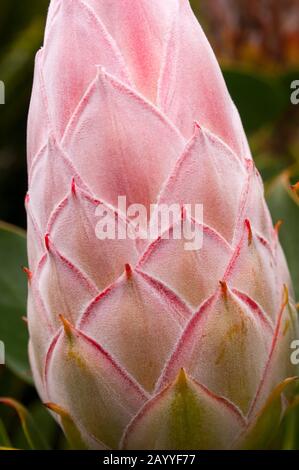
27 0 298 450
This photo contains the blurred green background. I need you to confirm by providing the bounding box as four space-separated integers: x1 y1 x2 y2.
0 0 298 450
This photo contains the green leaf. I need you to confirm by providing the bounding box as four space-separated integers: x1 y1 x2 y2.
0 418 11 447
45 403 88 450
276 398 299 450
0 398 49 450
235 377 298 449
0 222 31 383
279 392 299 450
14 401 59 450
223 70 287 133
267 172 299 300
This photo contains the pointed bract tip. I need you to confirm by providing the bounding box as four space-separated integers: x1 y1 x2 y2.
22 266 32 282
125 263 133 278
175 368 188 388
44 402 68 418
245 219 253 245
283 285 289 307
219 280 228 299
45 233 50 251
71 177 76 196
48 132 58 146
291 182 299 196
95 65 106 79
24 193 30 205
245 158 254 172
193 121 201 133
21 316 28 325
59 314 73 339
275 220 283 234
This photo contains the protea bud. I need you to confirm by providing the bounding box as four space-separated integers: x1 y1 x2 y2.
26 0 298 450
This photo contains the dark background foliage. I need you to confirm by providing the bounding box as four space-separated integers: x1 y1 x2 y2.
0 0 298 449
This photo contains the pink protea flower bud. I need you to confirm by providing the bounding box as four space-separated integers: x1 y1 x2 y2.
27 0 298 449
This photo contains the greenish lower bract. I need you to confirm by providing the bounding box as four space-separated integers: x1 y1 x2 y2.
169 374 214 449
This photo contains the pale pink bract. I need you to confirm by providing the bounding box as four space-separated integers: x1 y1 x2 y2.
27 0 298 449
